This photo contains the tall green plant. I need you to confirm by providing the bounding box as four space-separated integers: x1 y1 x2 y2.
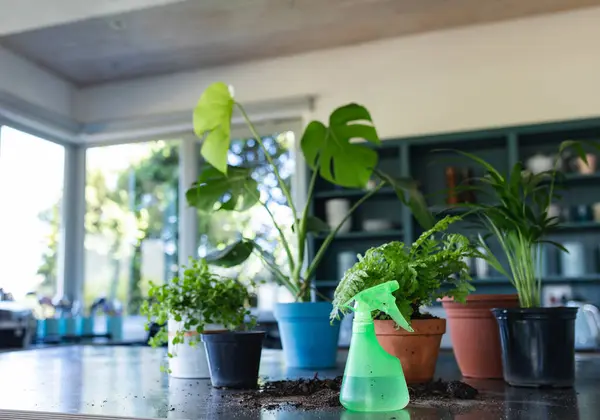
186 82 434 302
447 141 599 307
331 216 478 321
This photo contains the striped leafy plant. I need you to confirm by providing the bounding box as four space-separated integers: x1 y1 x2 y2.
449 141 599 307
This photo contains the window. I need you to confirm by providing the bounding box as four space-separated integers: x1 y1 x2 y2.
196 129 297 308
84 140 179 314
0 126 65 299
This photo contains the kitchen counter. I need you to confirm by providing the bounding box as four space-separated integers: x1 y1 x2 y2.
0 345 598 419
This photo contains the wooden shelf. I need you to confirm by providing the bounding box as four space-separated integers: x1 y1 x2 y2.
555 221 600 231
317 275 600 290
471 274 600 285
561 172 600 183
314 229 404 241
314 186 396 199
429 205 471 215
315 280 339 287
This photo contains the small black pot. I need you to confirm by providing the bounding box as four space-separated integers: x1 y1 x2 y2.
201 330 265 389
492 307 577 388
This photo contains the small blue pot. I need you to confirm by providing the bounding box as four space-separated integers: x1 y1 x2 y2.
106 316 123 341
81 317 95 336
64 318 82 336
44 318 65 337
274 302 340 369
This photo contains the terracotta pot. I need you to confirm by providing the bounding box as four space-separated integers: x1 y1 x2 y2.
442 294 519 379
374 318 446 384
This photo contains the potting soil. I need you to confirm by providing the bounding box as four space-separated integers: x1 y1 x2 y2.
233 375 478 411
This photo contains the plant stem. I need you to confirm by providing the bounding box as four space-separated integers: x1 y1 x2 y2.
292 163 320 291
304 183 385 283
237 103 298 223
244 186 295 274
254 249 299 295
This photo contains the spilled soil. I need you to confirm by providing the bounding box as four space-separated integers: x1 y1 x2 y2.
232 375 478 411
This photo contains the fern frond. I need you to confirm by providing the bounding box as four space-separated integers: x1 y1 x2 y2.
331 215 476 321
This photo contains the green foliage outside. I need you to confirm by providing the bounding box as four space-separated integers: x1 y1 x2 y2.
36 133 292 312
331 216 478 322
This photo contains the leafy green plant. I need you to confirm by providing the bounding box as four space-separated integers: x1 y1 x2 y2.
447 141 600 307
186 82 434 302
331 216 478 321
141 258 256 349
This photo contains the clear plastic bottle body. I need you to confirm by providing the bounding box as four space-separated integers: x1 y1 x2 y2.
340 375 409 412
340 318 409 412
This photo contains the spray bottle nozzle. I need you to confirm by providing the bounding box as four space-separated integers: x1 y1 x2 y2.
344 280 413 332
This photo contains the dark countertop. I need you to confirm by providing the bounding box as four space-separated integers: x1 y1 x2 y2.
0 345 598 419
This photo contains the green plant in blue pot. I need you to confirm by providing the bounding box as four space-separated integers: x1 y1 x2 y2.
186 82 432 369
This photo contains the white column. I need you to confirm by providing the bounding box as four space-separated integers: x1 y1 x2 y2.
178 137 199 268
57 144 86 303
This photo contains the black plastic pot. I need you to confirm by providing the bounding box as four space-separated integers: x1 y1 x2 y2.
201 330 265 389
492 307 577 388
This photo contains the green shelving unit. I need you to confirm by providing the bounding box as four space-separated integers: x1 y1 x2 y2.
308 117 600 303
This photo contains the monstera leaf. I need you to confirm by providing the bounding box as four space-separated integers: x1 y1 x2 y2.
193 82 234 174
301 104 381 189
186 165 259 213
205 239 254 267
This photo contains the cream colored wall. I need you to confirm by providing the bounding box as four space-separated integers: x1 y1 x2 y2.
0 46 72 117
75 6 600 139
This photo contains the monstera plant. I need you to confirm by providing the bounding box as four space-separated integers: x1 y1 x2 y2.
186 82 433 302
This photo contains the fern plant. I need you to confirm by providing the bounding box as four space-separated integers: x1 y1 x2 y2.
331 216 478 321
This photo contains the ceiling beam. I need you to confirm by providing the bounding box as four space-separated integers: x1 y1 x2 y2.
0 0 188 36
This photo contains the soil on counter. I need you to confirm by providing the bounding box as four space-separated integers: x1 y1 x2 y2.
232 375 479 411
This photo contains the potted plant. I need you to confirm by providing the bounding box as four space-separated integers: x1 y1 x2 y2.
439 172 520 380
452 142 597 387
331 215 477 383
142 258 263 388
186 82 432 369
441 293 519 379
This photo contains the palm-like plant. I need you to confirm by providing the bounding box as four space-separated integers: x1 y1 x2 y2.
449 141 598 307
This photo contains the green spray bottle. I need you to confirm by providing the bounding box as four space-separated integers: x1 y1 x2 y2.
340 280 413 412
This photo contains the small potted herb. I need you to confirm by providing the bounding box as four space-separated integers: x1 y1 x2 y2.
186 82 431 369
331 216 477 383
453 143 598 387
142 258 262 388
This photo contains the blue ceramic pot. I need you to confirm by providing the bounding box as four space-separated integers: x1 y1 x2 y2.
106 316 123 341
64 317 82 336
274 302 340 369
81 317 95 336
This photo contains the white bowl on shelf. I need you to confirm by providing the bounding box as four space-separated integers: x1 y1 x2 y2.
362 219 393 232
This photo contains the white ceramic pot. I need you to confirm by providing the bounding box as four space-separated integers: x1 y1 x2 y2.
526 153 554 174
561 242 586 278
325 199 352 233
167 319 213 379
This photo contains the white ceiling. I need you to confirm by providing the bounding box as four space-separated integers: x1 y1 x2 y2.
1 0 600 86
0 0 186 36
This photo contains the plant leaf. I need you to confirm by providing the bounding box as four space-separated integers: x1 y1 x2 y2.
293 216 330 234
301 104 380 188
205 239 254 267
374 169 435 230
186 165 259 212
539 240 568 254
193 82 234 174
